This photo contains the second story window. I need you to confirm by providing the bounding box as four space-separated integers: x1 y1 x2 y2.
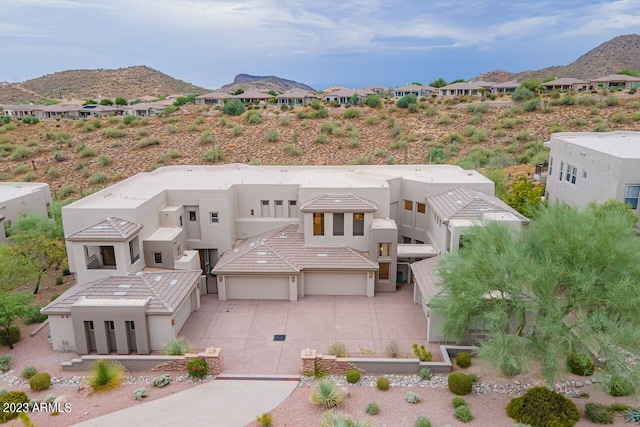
625 185 640 209
189 211 197 221
378 242 391 259
210 212 219 223
353 213 364 236
333 213 344 236
565 164 577 184
313 213 324 236
417 203 426 214
404 200 413 211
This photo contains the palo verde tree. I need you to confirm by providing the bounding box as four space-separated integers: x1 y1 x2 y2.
0 292 34 349
432 202 640 388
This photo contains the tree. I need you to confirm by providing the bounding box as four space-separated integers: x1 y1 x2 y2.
511 86 534 102
350 93 360 105
503 177 544 217
172 96 189 107
115 97 128 106
99 99 113 106
432 202 640 387
365 94 381 108
396 94 417 108
520 79 542 92
231 88 244 95
429 78 447 88
587 198 638 228
83 99 97 106
450 79 466 84
411 81 423 86
483 167 509 199
0 292 33 349
618 69 639 77
221 98 245 116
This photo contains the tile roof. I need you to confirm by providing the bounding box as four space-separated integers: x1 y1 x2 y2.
426 187 529 223
66 217 142 241
300 194 377 212
213 225 378 274
276 89 315 99
440 82 483 90
493 81 520 88
195 92 230 99
410 256 443 302
541 77 588 86
123 102 167 111
41 270 202 315
591 74 640 82
394 84 436 92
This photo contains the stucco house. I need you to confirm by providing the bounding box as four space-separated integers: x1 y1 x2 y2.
276 89 317 106
541 78 589 92
393 84 436 98
491 81 519 94
590 74 640 90
0 182 52 242
323 89 373 105
123 102 167 117
194 92 230 106
438 82 483 97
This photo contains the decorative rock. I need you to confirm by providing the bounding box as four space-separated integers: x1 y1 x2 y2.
54 395 69 406
340 386 350 397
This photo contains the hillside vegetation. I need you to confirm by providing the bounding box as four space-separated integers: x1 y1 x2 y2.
1 92 639 200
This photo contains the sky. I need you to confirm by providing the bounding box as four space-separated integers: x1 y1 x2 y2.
1 0 639 91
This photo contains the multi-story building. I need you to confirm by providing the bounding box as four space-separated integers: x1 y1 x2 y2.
0 182 52 242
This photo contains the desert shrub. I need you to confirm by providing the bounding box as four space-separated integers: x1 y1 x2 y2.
0 391 29 423
452 396 467 408
585 403 614 424
506 386 579 427
187 357 208 380
186 123 198 132
137 136 160 148
0 355 10 372
437 115 452 125
606 96 619 106
20 366 37 380
625 407 640 424
346 369 360 384
133 388 147 400
88 359 126 392
102 128 126 138
231 125 242 136
283 144 302 156
454 405 473 423
347 137 361 148
310 380 344 409
314 134 327 144
88 173 109 185
164 149 181 159
200 129 215 144
407 103 419 113
524 98 541 111
202 145 226 163
419 367 432 380
365 94 382 108
164 336 190 355
152 374 171 388
397 94 417 108
57 185 77 199
280 116 290 126
611 112 628 123
406 391 420 404
222 99 245 116
415 415 431 427
297 110 310 119
246 110 262 124
264 129 279 142
343 108 361 119
364 401 380 415
385 340 399 358
565 353 595 376
354 153 372 165
320 122 335 134
456 352 472 368
20 172 37 182
78 145 98 157
98 154 114 167
512 87 534 101
448 373 472 395
390 124 403 138
412 344 432 362
166 125 178 133
593 120 612 132
22 116 39 124
311 107 328 118
29 372 51 391
256 412 273 427
608 376 635 396
0 326 21 346
376 377 389 391
326 343 347 359
319 411 371 427
22 304 47 325
365 115 379 125
46 167 60 180
10 146 31 161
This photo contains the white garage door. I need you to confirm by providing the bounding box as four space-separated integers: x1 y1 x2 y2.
305 272 367 296
226 276 290 300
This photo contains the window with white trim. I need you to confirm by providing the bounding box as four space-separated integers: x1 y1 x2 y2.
565 163 577 184
210 212 219 223
625 185 640 209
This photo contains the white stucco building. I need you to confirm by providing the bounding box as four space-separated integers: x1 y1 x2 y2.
0 182 52 242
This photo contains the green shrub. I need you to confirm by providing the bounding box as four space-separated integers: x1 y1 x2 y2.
20 366 37 380
246 110 262 124
23 305 47 325
327 341 349 358
137 136 160 148
166 125 178 133
202 145 226 163
102 128 126 138
222 99 245 116
194 116 205 125
133 388 147 400
89 173 109 186
186 123 198 132
419 367 432 380
412 344 432 362
187 357 208 380
524 98 541 111
512 87 534 101
365 94 382 108
0 355 12 372
57 185 77 199
608 376 635 396
319 410 371 427
200 129 215 144
415 415 431 427
448 373 472 395
256 412 273 427
343 108 361 119
22 116 39 124
164 336 190 355
584 403 614 424
98 155 114 167
264 129 279 142
152 374 171 388
10 146 31 161
29 372 51 391
310 380 344 409
397 94 418 108
606 96 619 106
46 167 60 180
456 352 472 368
297 110 310 119
0 326 21 346
354 153 372 165
88 359 126 392
13 164 29 175
468 373 478 384
506 386 579 427
565 353 594 376
452 396 467 408
283 144 302 156
311 107 328 118
454 405 473 423
610 402 630 412
376 377 389 391
314 134 327 144
78 145 98 157
406 391 420 404
346 369 360 384
365 401 379 415
0 391 29 423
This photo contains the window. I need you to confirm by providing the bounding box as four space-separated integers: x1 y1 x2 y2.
402 236 411 244
153 252 163 264
189 211 197 221
179 215 183 227
129 237 140 264
275 200 283 217
333 213 344 236
415 240 424 245
565 163 577 184
559 161 564 180
404 200 413 211
378 242 391 259
417 202 426 214
549 157 553 176
379 262 390 280
108 321 115 330
468 317 488 333
313 213 324 236
261 200 270 217
353 213 364 236
288 200 297 217
210 212 219 223
625 185 640 209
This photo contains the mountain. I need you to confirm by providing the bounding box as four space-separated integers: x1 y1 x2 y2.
474 34 640 83
0 66 208 104
218 74 315 93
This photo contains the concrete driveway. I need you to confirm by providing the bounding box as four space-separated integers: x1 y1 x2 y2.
179 284 427 374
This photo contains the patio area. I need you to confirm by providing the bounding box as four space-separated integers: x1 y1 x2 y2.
179 283 429 375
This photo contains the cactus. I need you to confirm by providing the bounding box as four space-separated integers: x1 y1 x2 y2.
133 388 147 400
152 374 171 388
412 344 432 362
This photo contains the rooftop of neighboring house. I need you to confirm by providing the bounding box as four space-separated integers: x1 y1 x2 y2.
440 82 483 90
276 89 315 98
591 74 640 82
541 77 588 86
0 182 50 204
551 131 640 159
63 164 492 210
195 92 230 99
493 81 520 88
394 84 437 92
123 102 167 110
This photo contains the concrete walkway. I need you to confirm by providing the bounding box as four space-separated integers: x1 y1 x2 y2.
73 377 298 427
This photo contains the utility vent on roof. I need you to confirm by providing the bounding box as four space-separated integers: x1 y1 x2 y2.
273 334 286 341
114 291 126 296
257 260 267 264
92 225 110 230
154 275 163 282
257 251 267 256
169 279 178 286
332 199 343 203
136 272 144 276
317 253 328 257
119 221 127 226
118 284 131 288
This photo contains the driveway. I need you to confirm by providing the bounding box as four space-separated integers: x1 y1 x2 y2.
179 284 428 374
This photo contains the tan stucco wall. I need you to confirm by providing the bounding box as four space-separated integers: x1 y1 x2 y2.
48 315 76 351
148 315 174 351
304 272 369 296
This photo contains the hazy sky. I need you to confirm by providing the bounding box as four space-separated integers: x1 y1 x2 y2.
1 0 639 90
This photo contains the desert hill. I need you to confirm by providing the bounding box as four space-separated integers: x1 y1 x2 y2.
218 74 315 93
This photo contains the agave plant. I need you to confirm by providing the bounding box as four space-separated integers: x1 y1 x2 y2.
625 407 640 425
87 359 126 393
319 410 372 427
164 336 191 356
309 380 344 409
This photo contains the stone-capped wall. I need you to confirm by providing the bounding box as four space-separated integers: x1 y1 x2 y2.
301 349 364 376
151 347 223 376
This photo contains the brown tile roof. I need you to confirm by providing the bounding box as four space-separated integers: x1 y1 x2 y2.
426 187 529 224
591 74 640 83
410 256 443 301
66 217 142 241
541 77 588 86
233 90 272 100
300 194 377 212
440 82 483 90
493 81 519 88
195 92 230 100
213 225 378 274
41 270 202 315
276 89 315 99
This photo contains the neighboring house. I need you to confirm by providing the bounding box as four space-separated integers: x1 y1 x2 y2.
40 104 81 119
123 102 167 117
365 85 390 95
541 78 589 92
276 89 317 106
469 81 497 90
438 82 483 97
491 81 519 94
41 270 202 354
77 105 123 118
0 182 52 242
194 92 230 106
129 95 158 103
590 74 640 90
233 90 273 104
2 105 44 118
323 88 371 104
545 131 640 216
393 84 436 98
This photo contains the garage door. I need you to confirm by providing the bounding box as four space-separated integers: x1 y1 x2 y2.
226 276 290 300
305 272 367 296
